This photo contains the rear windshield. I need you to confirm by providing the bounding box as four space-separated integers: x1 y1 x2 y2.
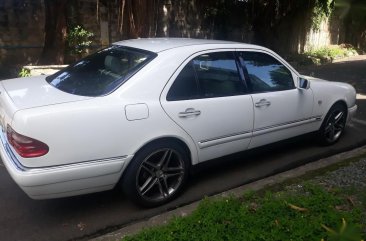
46 46 156 97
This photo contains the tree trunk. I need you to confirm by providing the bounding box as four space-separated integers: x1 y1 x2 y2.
39 0 68 65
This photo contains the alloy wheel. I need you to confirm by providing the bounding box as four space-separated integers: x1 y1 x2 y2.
323 108 346 143
136 148 185 202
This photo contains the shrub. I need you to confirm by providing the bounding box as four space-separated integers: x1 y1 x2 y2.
18 68 31 77
66 25 94 56
305 45 358 63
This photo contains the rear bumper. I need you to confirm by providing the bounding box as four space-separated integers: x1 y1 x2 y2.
0 129 132 199
347 104 357 124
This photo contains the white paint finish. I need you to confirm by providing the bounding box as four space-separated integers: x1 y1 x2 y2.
251 89 314 130
0 128 131 198
11 98 131 167
114 38 252 53
125 103 149 121
0 38 357 200
1 76 91 109
161 96 254 162
198 131 252 149
305 76 357 117
347 105 358 124
198 138 253 163
28 185 116 200
249 121 320 149
249 87 314 149
26 174 120 198
0 82 18 129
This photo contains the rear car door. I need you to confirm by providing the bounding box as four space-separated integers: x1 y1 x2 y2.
160 51 254 163
237 51 314 148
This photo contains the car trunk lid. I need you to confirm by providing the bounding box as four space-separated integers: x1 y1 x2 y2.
1 76 92 111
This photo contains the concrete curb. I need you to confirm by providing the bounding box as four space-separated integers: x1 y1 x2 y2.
90 145 366 241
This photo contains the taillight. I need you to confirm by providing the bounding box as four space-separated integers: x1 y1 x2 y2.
6 125 49 158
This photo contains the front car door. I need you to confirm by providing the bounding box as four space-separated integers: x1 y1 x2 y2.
237 50 315 149
160 51 254 163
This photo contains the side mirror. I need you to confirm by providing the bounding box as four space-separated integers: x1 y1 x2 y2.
298 77 310 90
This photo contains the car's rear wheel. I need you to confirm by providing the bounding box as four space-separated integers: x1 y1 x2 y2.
318 103 347 145
122 141 189 207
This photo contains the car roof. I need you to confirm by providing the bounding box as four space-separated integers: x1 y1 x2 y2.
113 38 256 53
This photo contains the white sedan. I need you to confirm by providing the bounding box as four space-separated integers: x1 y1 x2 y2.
0 38 357 207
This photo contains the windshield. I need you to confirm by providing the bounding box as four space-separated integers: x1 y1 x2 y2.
46 46 156 97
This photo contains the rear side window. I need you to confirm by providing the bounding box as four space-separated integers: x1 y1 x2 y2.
167 63 198 101
46 46 156 97
239 52 294 93
167 51 245 101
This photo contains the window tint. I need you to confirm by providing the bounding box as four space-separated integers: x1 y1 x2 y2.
193 52 244 98
46 46 156 97
167 52 245 101
239 52 294 93
167 63 198 101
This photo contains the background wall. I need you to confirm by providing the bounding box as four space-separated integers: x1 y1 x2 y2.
0 0 365 78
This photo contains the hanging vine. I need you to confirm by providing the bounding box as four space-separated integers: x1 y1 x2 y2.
312 0 335 31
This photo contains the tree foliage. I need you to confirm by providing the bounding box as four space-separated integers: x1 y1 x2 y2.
38 0 364 64
312 0 335 30
66 25 94 55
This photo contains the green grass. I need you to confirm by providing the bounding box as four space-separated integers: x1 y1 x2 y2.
124 183 364 241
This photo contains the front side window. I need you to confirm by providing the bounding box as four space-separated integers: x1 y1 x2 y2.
239 52 294 93
167 51 245 101
46 46 156 97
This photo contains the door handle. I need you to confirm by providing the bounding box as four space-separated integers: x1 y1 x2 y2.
255 99 271 107
178 108 201 118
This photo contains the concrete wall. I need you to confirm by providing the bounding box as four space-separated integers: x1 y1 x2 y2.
305 19 332 51
0 0 45 67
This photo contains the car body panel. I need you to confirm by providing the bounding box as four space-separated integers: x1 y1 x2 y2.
161 96 254 162
114 38 253 53
0 38 357 200
249 88 316 148
1 76 91 110
160 48 254 162
0 128 131 198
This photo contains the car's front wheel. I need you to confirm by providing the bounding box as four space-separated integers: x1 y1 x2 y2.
122 141 190 207
318 103 347 145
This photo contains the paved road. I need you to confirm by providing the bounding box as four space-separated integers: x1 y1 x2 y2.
0 57 365 241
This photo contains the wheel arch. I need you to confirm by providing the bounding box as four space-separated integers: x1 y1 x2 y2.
119 136 197 181
319 99 348 130
326 99 348 119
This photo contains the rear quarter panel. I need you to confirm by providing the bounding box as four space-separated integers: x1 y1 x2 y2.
11 95 196 168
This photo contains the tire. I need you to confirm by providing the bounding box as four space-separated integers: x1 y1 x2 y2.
318 103 347 145
122 141 190 208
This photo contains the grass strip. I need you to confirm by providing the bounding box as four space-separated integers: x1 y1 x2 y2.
124 183 364 241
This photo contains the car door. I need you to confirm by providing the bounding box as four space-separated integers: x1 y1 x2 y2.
237 50 314 149
160 51 254 163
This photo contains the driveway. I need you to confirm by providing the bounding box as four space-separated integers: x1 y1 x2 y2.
0 56 365 241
